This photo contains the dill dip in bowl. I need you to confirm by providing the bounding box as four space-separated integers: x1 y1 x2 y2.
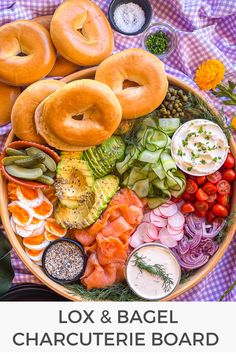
42 238 86 284
171 119 229 176
126 243 181 300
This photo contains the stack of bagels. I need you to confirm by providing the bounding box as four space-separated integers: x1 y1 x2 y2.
0 0 168 150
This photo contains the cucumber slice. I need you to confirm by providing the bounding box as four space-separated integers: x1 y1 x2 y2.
138 149 162 163
132 178 149 198
158 118 180 135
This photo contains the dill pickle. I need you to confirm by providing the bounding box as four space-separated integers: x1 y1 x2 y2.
14 153 45 167
44 170 56 178
26 147 56 172
34 163 47 172
5 165 43 180
2 156 29 166
35 175 54 185
6 148 27 156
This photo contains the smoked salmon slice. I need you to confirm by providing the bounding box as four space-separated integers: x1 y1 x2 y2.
73 188 143 289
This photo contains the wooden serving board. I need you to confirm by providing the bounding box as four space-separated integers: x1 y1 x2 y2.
0 67 236 301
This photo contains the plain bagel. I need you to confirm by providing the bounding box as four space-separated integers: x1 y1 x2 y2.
35 79 122 151
33 16 80 77
50 0 114 66
0 20 56 86
95 48 168 119
11 80 65 144
0 82 21 127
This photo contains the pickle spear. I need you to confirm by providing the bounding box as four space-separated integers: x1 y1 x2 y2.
14 153 45 167
6 148 27 156
26 147 56 172
2 156 29 166
5 165 43 180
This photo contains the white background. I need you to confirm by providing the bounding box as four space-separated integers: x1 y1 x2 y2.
0 302 235 353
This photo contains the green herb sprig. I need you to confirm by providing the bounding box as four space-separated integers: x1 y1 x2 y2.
132 253 174 293
212 81 236 106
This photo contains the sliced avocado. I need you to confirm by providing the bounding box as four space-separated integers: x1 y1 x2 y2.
83 175 120 225
84 136 125 178
54 175 119 229
55 158 94 208
83 150 105 178
54 201 92 229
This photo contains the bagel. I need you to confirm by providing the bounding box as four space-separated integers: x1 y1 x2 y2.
0 20 56 86
0 82 21 126
35 79 122 151
33 16 80 77
95 48 168 119
50 0 114 66
11 80 65 144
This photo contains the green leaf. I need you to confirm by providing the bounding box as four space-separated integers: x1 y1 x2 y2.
228 81 236 91
0 253 14 296
219 281 236 301
223 100 236 106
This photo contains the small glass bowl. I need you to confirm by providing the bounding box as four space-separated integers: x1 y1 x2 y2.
142 22 177 60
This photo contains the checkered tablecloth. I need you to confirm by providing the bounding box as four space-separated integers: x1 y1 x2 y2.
0 0 236 301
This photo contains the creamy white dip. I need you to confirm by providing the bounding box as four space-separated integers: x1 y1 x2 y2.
126 243 181 300
171 119 229 176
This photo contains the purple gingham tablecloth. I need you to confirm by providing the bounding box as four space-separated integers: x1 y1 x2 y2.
0 0 236 301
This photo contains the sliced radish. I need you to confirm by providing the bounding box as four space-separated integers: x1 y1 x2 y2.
167 224 183 235
159 203 178 217
129 235 143 248
168 212 185 229
153 208 162 217
172 230 184 241
142 213 151 223
150 213 167 227
146 223 158 240
159 228 178 248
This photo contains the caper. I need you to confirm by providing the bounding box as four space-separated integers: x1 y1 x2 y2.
170 96 176 101
167 103 173 110
172 109 177 114
166 110 171 116
169 87 174 94
166 93 171 100
177 107 182 112
182 95 188 102
174 103 179 108
160 108 167 114
164 101 169 107
180 112 185 117
178 89 183 96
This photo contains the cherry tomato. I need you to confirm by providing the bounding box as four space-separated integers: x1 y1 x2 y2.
182 191 196 202
195 201 209 211
212 204 228 217
221 169 236 183
217 180 231 195
203 182 217 196
206 210 216 222
186 179 198 194
207 171 222 184
206 193 217 203
195 210 207 217
196 176 206 185
181 202 195 214
216 194 230 206
196 188 208 201
223 153 235 169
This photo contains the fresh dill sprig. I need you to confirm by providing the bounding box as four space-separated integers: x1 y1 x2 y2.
184 92 231 142
65 282 142 302
212 81 236 106
132 253 174 293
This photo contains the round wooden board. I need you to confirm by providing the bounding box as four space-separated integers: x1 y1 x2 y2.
1 68 236 301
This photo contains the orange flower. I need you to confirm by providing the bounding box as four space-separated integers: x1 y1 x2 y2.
231 116 236 131
195 59 225 91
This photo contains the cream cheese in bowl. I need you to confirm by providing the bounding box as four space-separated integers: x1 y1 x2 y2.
171 119 229 176
126 243 181 300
